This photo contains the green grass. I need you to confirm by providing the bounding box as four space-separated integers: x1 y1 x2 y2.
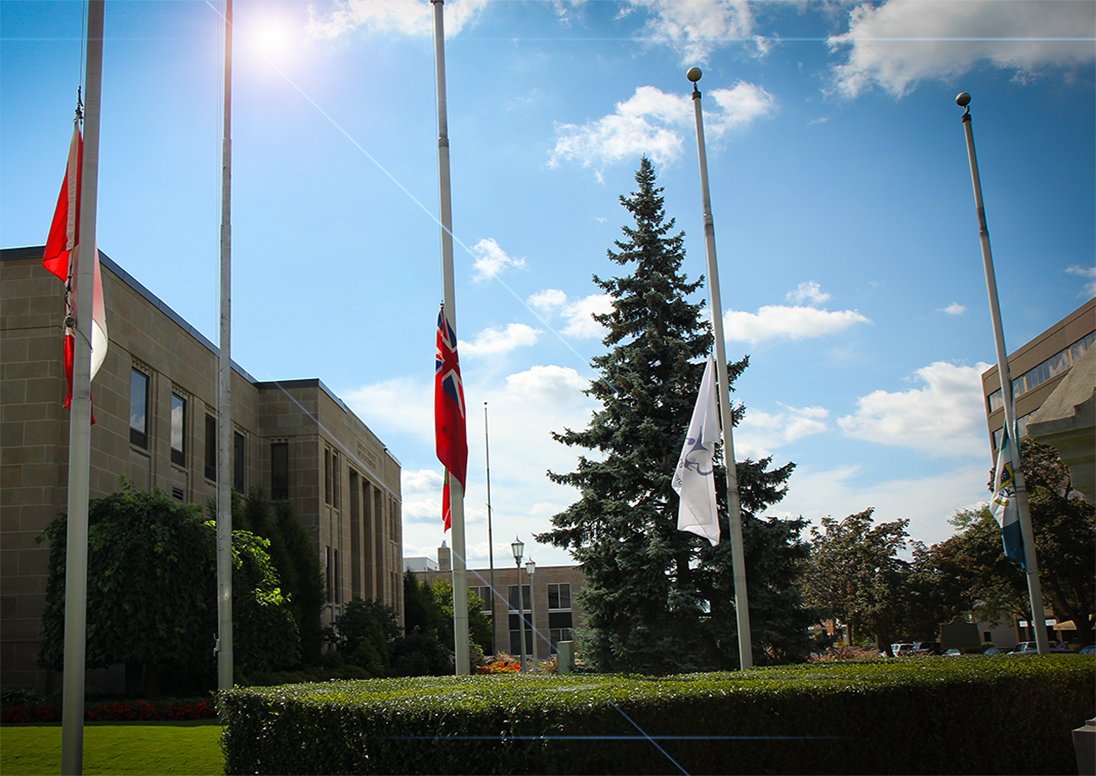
0 721 223 776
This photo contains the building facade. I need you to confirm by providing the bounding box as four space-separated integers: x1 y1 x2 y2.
416 543 586 666
1 247 403 692
981 297 1095 454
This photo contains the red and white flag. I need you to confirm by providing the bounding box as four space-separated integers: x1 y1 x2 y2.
435 305 468 531
43 123 108 416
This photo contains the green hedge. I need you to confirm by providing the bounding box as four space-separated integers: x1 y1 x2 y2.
220 655 1094 775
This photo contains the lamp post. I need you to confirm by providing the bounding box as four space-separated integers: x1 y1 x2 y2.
511 538 526 672
525 559 536 670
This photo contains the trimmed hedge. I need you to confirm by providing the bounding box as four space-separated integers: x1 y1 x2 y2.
220 655 1095 775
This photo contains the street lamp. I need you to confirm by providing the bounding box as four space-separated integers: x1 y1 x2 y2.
511 538 526 671
525 559 536 670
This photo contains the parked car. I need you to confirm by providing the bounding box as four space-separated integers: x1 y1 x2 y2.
1012 641 1074 654
912 641 942 655
891 642 914 656
983 647 1003 655
944 648 963 656
1080 645 1096 655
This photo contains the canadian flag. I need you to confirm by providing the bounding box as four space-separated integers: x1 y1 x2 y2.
43 124 108 416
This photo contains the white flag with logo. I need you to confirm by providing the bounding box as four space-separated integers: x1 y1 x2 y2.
673 355 720 546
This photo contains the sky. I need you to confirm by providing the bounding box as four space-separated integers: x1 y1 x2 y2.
2 0 1094 571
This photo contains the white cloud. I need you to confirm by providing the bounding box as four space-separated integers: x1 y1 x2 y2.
939 302 966 315
723 304 870 344
1065 265 1096 298
505 364 590 405
343 377 434 446
470 237 527 281
837 361 993 458
738 402 830 458
305 0 494 39
828 0 1096 97
528 289 613 339
401 468 444 524
549 82 774 173
772 461 993 548
786 280 831 305
626 0 767 64
460 323 541 356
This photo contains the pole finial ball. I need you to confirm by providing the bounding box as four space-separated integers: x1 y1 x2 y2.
687 67 703 83
955 92 971 107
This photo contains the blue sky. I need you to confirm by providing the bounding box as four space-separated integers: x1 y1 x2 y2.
2 0 1094 569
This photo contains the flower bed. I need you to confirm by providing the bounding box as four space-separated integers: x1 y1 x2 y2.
1 697 216 724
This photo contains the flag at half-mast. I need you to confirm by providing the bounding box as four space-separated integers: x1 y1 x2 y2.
43 122 108 418
990 426 1025 567
435 305 468 531
673 355 720 546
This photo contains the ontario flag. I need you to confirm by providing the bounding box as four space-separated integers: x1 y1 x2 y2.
43 122 108 419
435 305 467 531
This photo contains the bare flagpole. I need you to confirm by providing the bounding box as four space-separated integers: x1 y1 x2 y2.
61 2 104 772
955 92 1048 655
687 67 752 670
216 0 234 689
431 0 470 674
485 402 496 657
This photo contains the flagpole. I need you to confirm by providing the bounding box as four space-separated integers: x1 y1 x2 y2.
686 67 752 670
484 402 496 657
432 0 470 675
61 3 104 772
216 0 234 690
955 92 1048 655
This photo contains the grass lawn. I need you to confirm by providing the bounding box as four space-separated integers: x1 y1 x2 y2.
0 721 223 776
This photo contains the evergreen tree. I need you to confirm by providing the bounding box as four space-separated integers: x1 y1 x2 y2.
536 158 809 673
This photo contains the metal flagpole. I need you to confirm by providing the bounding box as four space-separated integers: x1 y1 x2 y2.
955 92 1049 655
431 0 470 675
216 0 234 690
484 402 497 657
61 4 104 771
686 67 753 670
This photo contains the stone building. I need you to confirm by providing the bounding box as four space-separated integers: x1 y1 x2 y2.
415 542 586 666
1 246 403 692
981 297 1094 458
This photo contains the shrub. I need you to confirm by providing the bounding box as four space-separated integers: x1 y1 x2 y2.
221 655 1094 775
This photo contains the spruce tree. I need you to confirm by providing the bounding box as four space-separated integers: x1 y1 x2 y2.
536 157 812 672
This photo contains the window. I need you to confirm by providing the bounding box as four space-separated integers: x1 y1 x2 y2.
509 628 533 657
271 441 289 500
170 393 186 466
324 448 332 505
547 583 571 611
507 585 531 612
332 451 340 510
130 369 149 448
205 414 217 481
549 628 574 651
233 431 246 492
470 586 493 612
326 546 334 603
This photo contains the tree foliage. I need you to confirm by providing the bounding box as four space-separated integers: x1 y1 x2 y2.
800 509 911 650
230 487 326 664
536 158 812 673
326 597 398 677
38 481 301 695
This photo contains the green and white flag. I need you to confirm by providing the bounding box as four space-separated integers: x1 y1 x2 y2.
990 427 1025 568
